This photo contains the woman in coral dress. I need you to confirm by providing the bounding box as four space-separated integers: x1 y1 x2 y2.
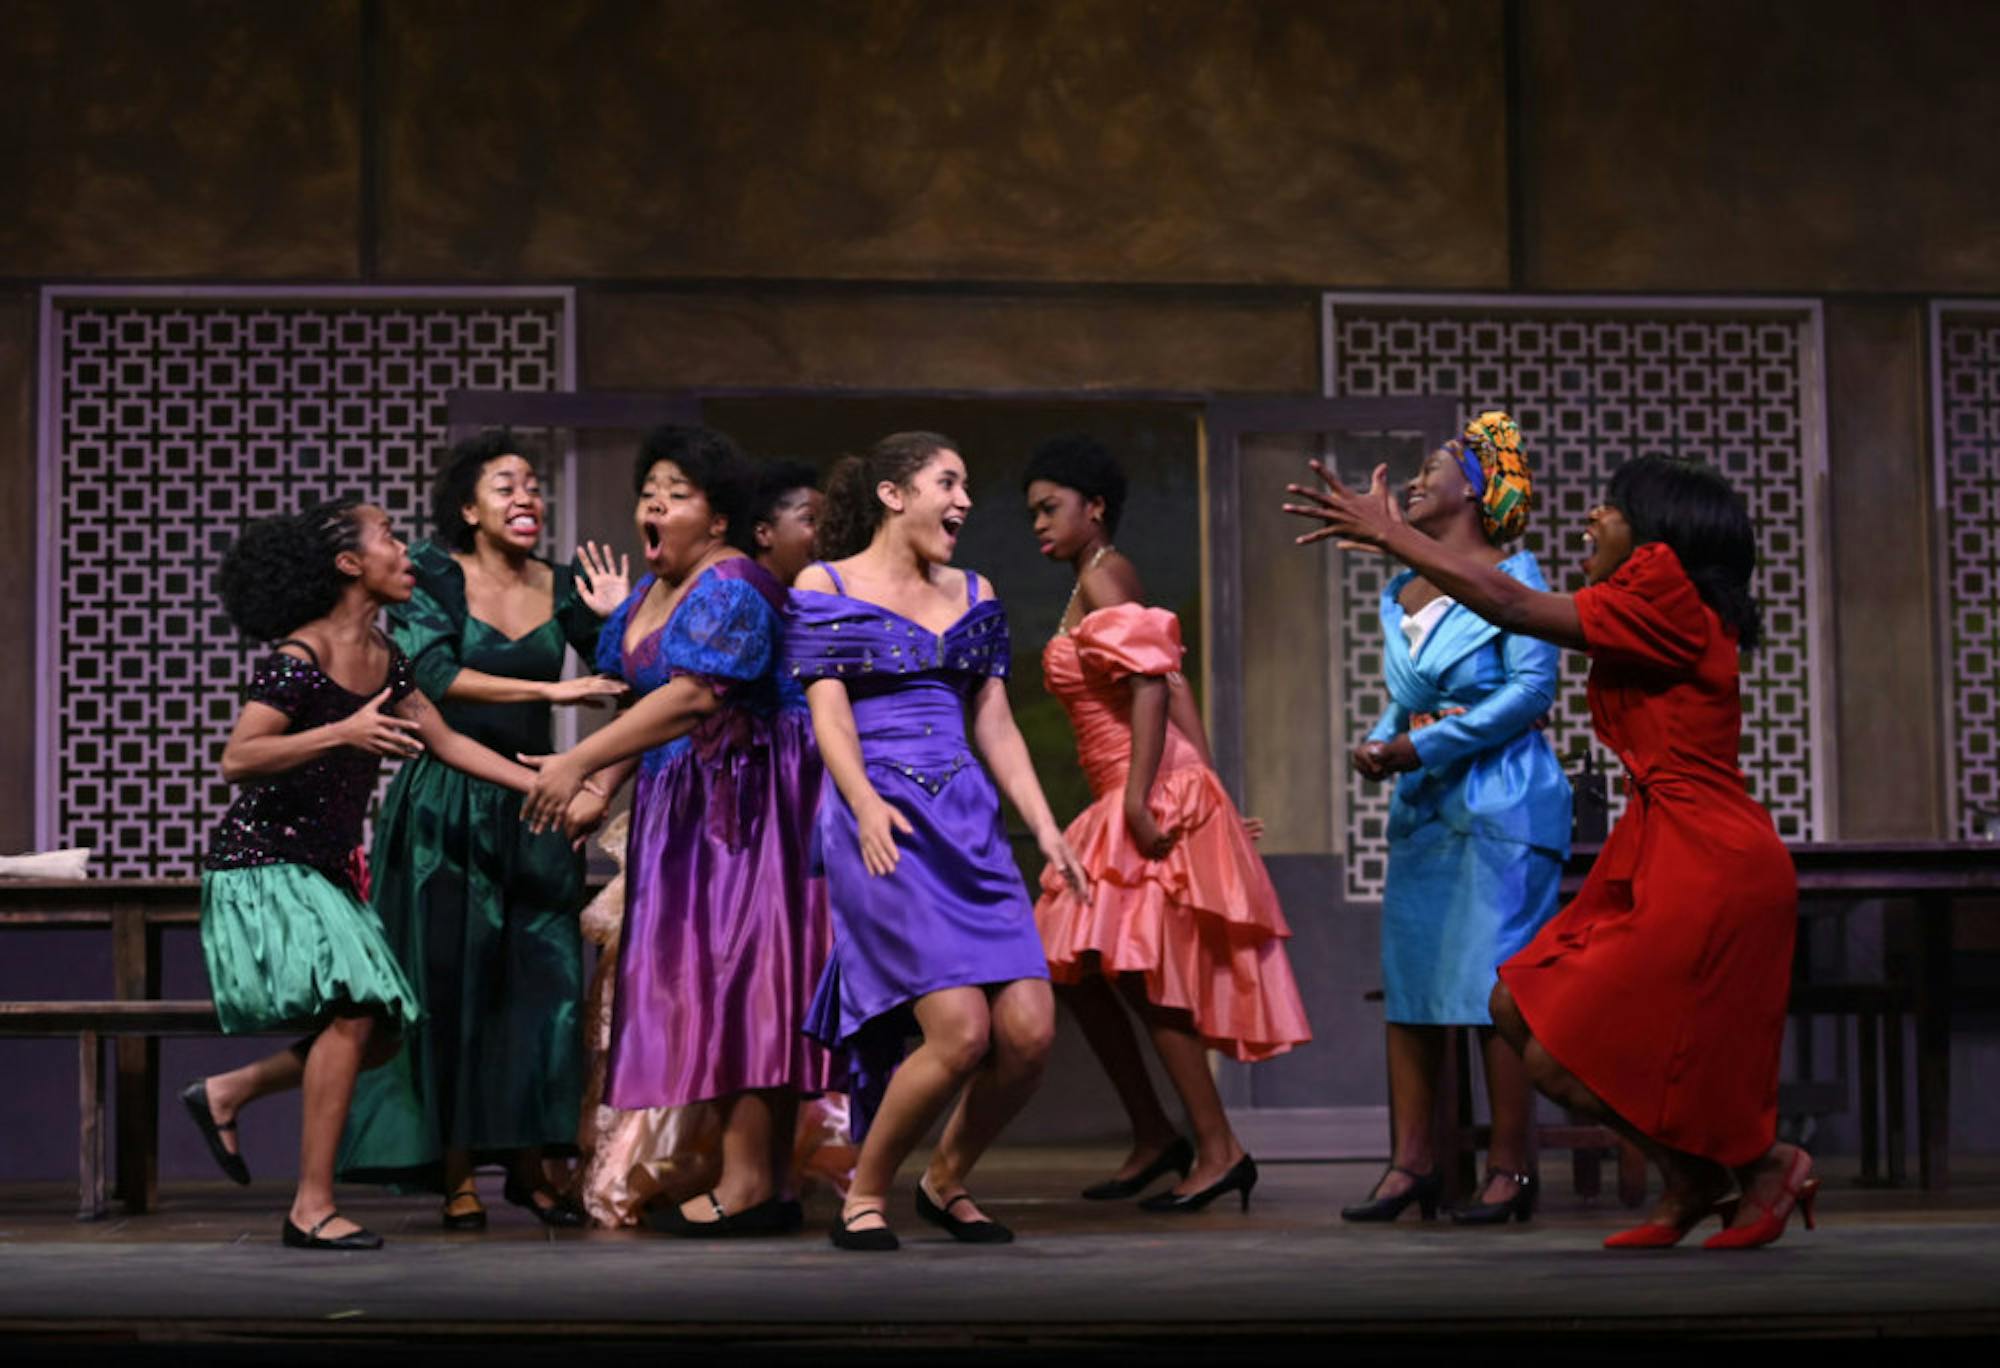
1027 435 1309 1212
1289 452 1809 1251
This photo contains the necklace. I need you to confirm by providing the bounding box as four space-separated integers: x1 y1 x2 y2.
1058 544 1115 636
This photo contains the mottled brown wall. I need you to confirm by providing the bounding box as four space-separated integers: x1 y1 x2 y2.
379 0 1507 286
1524 0 2000 293
1824 300 1942 838
0 0 363 280
580 290 1316 393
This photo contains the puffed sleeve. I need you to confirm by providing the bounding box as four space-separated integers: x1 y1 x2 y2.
661 574 777 690
244 653 316 718
384 542 467 703
1072 604 1184 681
1575 542 1711 675
552 558 604 665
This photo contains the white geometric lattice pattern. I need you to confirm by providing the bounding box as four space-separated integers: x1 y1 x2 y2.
1330 305 1822 898
50 300 565 876
1938 315 2000 838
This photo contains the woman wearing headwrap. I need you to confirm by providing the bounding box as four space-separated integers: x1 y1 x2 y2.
1337 412 1572 1226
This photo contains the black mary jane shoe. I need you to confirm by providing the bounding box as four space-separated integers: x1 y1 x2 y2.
915 1182 1015 1244
830 1205 899 1252
179 1080 250 1186
1340 1165 1441 1223
1080 1136 1195 1201
648 1191 794 1239
1449 1169 1536 1226
441 1189 488 1231
282 1212 383 1251
1138 1154 1259 1213
502 1178 588 1229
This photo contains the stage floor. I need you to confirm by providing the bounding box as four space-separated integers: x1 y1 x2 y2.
3 1151 1997 1362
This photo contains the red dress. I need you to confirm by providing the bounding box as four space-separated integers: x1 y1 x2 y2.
1497 543 1796 1166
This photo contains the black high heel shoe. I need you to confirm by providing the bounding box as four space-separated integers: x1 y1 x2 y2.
1340 1166 1440 1222
1081 1136 1195 1201
502 1177 588 1228
1449 1169 1536 1225
1138 1154 1258 1213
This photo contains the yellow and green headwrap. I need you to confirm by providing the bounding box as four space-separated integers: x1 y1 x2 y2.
1456 410 1533 543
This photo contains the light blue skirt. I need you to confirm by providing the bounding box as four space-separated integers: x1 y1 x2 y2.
1381 825 1561 1026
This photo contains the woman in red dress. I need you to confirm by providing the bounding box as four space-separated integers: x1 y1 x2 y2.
1286 454 1811 1250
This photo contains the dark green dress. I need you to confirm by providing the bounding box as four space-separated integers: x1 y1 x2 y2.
339 540 603 1187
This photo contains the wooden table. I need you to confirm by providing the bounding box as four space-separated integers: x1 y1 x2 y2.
1562 840 1999 1191
0 879 203 1213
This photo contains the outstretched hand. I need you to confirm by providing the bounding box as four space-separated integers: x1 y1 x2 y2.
1282 460 1405 551
575 540 633 618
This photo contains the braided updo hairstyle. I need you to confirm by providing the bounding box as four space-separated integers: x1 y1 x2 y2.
218 497 367 642
813 431 957 561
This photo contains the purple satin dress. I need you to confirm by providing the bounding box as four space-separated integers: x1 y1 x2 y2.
598 557 835 1109
787 565 1049 1140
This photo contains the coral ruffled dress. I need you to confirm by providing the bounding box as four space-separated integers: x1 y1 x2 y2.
1035 604 1310 1061
1498 543 1797 1166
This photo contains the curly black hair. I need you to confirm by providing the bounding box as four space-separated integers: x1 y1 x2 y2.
1605 455 1763 651
218 497 366 642
1022 433 1127 536
750 458 821 528
633 425 757 554
815 431 956 561
431 428 545 552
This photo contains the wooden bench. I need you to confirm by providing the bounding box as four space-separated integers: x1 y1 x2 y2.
0 879 205 1215
0 1000 223 1220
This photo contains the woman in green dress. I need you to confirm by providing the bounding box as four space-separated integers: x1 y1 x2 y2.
338 430 630 1228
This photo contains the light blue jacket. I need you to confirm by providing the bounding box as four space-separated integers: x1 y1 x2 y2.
1367 550 1572 856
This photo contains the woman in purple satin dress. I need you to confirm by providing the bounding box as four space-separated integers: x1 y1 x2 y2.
521 425 833 1238
789 431 1087 1252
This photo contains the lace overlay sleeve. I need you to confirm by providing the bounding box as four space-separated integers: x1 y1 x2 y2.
662 574 778 689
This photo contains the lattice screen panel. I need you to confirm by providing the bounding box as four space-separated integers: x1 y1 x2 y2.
1938 314 2000 837
1329 303 1823 898
48 298 566 876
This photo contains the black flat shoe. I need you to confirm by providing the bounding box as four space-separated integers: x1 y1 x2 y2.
503 1178 588 1228
179 1080 250 1186
441 1190 488 1231
649 1191 794 1238
1139 1154 1258 1213
1340 1165 1440 1223
282 1212 383 1251
915 1182 1015 1243
830 1205 899 1252
1450 1169 1536 1225
1080 1136 1195 1201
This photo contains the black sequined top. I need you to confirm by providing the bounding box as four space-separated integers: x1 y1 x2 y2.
203 639 418 891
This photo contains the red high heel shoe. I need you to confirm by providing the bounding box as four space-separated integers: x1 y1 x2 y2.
1704 1147 1818 1250
1603 1194 1739 1249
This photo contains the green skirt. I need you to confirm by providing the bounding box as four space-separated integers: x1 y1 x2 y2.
199 864 422 1036
337 755 585 1188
